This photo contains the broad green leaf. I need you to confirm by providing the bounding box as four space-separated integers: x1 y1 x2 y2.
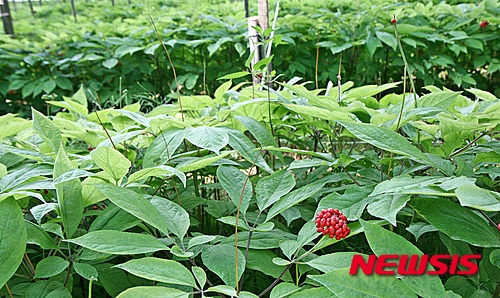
102 58 119 69
25 281 72 298
306 252 366 273
116 286 189 298
289 287 333 298
282 83 340 111
0 163 6 179
266 178 328 222
317 185 374 221
143 129 185 168
0 164 52 192
366 31 382 58
343 82 400 101
234 116 282 160
227 129 273 173
127 165 186 187
187 235 216 250
410 198 500 247
360 220 446 297
185 126 228 155
150 196 190 240
201 244 245 288
246 249 292 281
32 107 62 152
90 146 131 183
66 230 169 254
218 71 250 80
217 165 252 216
406 222 438 241
214 80 232 104
467 88 497 101
54 146 83 238
367 194 411 226
116 257 197 288
89 204 141 232
283 104 351 122
52 169 94 185
376 31 397 50
309 268 416 297
25 221 58 250
96 184 169 236
338 121 431 165
419 91 460 109
191 266 207 289
73 262 98 281
270 282 300 298
34 256 69 279
176 151 233 172
455 185 500 211
0 197 26 289
256 169 295 211
206 285 237 297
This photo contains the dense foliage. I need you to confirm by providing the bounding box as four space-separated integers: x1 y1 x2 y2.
1 0 500 297
0 0 499 116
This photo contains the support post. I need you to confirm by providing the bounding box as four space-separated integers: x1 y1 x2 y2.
0 0 14 36
247 16 260 83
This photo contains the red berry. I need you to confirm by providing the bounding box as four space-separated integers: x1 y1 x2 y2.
391 18 397 24
92 205 99 210
315 208 350 240
43 189 48 194
87 146 94 151
8 90 15 95
479 21 489 28
497 223 500 231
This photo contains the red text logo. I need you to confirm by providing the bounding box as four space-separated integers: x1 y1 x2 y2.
349 254 481 275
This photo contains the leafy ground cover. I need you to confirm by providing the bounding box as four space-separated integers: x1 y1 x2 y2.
0 0 499 116
1 0 500 297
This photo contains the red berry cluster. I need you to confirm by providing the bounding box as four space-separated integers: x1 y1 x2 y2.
479 21 489 28
315 208 350 240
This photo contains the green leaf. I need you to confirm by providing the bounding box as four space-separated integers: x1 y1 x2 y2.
42 79 56 94
318 185 374 221
116 257 197 288
214 80 232 104
306 252 364 273
270 282 300 298
25 281 72 298
202 244 245 288
65 230 169 254
376 31 397 50
283 104 352 122
367 194 411 226
254 54 274 71
256 169 295 211
418 91 460 109
143 129 185 168
150 196 190 240
191 266 207 289
217 165 252 216
25 221 58 250
102 58 119 69
234 116 282 160
55 77 73 91
52 169 94 185
360 220 446 297
338 121 431 165
266 178 328 222
187 235 216 250
366 31 382 58
127 165 186 187
34 256 69 279
73 262 98 281
467 88 497 101
116 286 189 298
410 198 500 247
89 204 141 232
310 268 416 297
96 184 169 236
218 71 250 80
246 249 292 281
0 197 26 289
455 185 500 211
227 129 273 173
54 146 83 238
32 107 62 152
90 146 131 183
185 126 229 155
206 285 237 297
176 151 233 172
